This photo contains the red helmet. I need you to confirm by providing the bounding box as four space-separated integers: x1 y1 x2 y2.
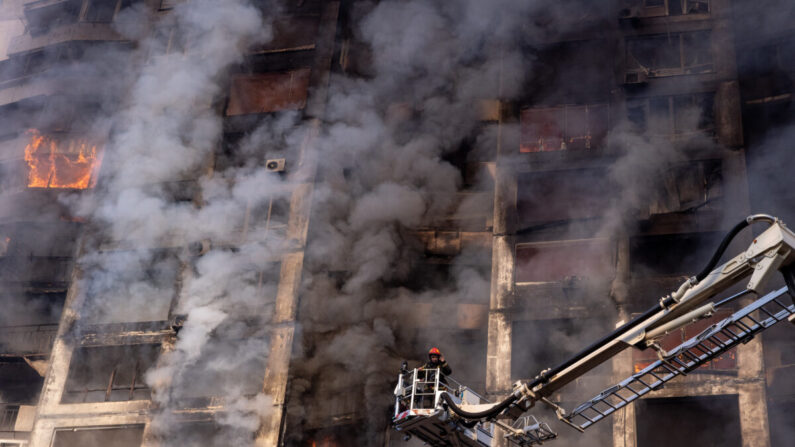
428 347 441 357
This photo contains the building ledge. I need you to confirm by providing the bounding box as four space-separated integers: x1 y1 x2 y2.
0 76 55 108
9 22 124 55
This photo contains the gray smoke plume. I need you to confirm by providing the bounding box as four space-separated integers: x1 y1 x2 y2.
67 0 280 444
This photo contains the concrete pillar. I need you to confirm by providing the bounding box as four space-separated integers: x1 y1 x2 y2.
486 96 518 445
486 235 514 396
610 236 637 447
256 182 313 446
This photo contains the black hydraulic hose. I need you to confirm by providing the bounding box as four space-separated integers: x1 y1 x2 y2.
440 391 518 420
527 304 661 388
694 219 750 282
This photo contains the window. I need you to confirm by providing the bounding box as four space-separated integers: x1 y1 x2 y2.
516 239 615 283
24 0 81 35
81 0 140 23
627 92 714 137
637 396 741 447
644 160 722 215
225 68 311 116
627 31 712 77
0 405 19 431
0 362 43 404
52 426 145 447
23 130 103 189
62 344 160 403
520 104 609 152
82 0 119 23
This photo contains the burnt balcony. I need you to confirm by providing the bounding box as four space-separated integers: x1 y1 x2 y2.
0 324 58 357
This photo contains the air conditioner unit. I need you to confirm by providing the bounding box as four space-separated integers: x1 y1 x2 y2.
266 158 286 172
624 71 648 84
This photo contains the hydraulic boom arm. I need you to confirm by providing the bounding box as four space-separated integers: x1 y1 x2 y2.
440 214 795 435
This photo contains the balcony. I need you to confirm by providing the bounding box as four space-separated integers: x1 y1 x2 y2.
0 76 59 108
0 324 58 357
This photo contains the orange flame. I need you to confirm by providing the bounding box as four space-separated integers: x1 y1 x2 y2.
310 436 337 447
23 129 102 189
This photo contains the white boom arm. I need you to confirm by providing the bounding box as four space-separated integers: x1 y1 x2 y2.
393 214 795 446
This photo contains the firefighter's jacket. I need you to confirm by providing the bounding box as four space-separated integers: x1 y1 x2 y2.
421 360 452 376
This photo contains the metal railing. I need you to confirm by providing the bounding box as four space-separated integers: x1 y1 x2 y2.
0 324 58 356
393 368 487 418
0 406 19 431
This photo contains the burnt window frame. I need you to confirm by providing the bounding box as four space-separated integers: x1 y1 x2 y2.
626 91 715 138
519 103 610 153
61 343 161 403
626 30 713 77
224 67 313 117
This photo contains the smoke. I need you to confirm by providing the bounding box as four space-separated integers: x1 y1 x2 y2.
63 0 279 443
1 0 791 446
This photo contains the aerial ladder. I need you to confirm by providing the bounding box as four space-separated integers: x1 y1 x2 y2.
392 214 795 446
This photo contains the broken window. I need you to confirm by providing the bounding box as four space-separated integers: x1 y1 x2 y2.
627 31 713 76
627 92 715 137
516 168 613 226
0 361 44 405
225 68 311 116
52 425 145 447
520 104 608 152
62 344 160 403
636 396 741 447
516 239 615 283
23 130 103 189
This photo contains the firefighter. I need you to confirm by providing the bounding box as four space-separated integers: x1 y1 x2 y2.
416 347 452 408
422 347 452 375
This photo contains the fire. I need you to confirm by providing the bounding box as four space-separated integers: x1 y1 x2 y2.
23 129 102 189
310 436 337 447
